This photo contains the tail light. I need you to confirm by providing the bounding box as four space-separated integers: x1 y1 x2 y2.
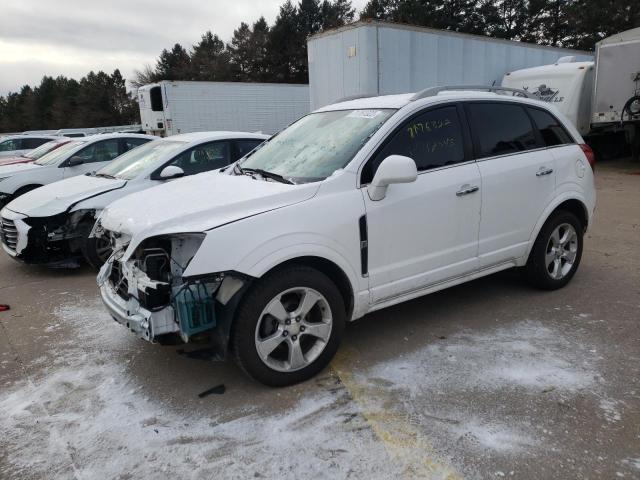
579 144 596 171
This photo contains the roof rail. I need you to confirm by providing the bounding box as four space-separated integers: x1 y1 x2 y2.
410 85 534 101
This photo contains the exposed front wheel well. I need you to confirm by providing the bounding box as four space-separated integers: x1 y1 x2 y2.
259 256 355 320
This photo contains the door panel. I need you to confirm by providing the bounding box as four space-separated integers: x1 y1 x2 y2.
364 163 482 303
361 104 480 304
466 102 557 267
476 151 556 266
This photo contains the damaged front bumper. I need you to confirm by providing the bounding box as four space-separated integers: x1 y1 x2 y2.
0 208 97 265
0 209 30 258
99 261 179 341
97 233 249 352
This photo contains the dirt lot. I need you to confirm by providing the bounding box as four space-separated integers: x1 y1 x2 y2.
1 160 638 480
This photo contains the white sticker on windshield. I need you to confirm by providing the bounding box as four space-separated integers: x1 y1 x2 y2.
347 110 382 119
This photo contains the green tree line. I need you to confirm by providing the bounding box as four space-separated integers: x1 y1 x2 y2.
1 0 638 133
0 70 139 133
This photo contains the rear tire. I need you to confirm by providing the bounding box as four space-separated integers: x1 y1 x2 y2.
525 210 583 290
232 266 346 387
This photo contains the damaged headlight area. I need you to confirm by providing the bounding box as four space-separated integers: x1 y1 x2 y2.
100 232 250 351
8 209 98 264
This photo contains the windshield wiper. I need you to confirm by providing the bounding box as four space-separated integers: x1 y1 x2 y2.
94 173 116 179
241 167 294 185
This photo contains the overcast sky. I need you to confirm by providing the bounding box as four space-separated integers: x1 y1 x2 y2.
0 0 368 96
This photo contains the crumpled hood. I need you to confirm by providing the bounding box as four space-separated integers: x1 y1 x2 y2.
100 171 320 244
0 162 41 177
7 175 127 217
0 156 33 166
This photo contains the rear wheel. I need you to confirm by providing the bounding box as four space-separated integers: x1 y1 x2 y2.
525 210 583 290
232 266 345 387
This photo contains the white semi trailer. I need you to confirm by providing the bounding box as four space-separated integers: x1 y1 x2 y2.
307 20 592 110
502 27 640 160
137 81 310 137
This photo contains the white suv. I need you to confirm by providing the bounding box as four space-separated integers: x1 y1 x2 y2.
96 87 596 386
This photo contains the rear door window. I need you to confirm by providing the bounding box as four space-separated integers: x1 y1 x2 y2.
362 105 466 183
0 138 21 151
527 107 573 147
170 141 231 175
22 137 50 149
466 103 539 159
74 139 120 164
122 137 151 152
235 139 264 159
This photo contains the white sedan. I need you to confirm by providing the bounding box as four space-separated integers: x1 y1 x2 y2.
0 133 154 209
0 134 60 159
0 131 268 266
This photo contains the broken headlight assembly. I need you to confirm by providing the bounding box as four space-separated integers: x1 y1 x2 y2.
132 233 225 338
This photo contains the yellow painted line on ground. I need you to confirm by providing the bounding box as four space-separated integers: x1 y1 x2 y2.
331 344 462 480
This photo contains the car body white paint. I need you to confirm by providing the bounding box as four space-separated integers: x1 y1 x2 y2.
97 90 596 338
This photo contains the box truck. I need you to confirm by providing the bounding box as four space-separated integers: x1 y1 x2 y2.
502 27 640 160
137 81 310 136
307 20 592 110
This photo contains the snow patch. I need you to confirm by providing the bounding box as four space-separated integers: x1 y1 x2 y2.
1 295 398 479
599 398 622 423
359 320 599 455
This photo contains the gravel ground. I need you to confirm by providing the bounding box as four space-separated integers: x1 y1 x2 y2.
0 160 638 480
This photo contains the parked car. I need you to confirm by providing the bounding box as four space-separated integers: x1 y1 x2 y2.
0 135 60 159
0 133 154 209
0 132 267 266
0 138 72 167
92 87 596 386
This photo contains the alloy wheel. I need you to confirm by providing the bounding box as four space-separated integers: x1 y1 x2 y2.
545 223 578 280
254 287 333 372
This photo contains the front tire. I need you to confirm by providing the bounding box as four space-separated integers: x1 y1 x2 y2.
525 210 583 290
81 234 113 269
232 266 346 387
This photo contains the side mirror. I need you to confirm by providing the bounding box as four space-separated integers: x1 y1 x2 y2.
367 155 417 201
159 165 184 180
67 156 84 167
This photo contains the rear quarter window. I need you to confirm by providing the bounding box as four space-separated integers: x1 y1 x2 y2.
466 103 539 159
527 107 573 147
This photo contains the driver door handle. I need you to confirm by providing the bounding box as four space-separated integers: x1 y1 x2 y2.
456 185 479 196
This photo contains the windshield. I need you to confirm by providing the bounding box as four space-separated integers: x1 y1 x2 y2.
238 109 395 183
97 139 187 180
35 140 86 166
24 140 65 159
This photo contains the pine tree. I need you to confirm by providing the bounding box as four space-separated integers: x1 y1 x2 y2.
190 32 232 81
155 44 192 80
229 22 255 81
268 1 301 82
